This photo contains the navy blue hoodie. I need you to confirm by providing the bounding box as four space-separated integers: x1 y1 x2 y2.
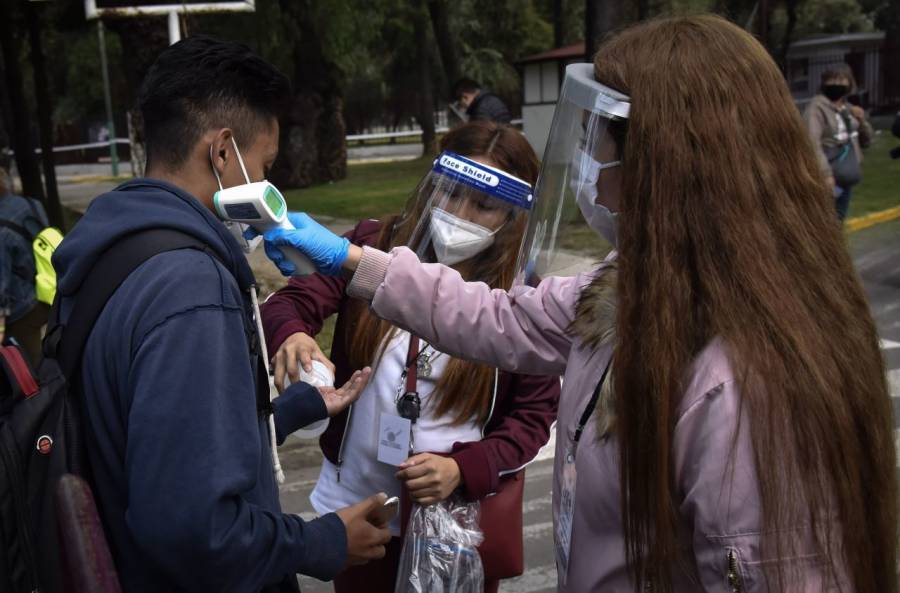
53 179 347 592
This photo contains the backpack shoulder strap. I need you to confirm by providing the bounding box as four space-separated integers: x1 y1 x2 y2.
49 228 223 379
0 219 32 243
24 197 44 225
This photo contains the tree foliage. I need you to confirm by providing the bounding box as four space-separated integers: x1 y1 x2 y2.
0 0 893 188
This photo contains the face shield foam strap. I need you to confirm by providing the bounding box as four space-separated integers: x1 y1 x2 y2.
563 63 630 119
431 152 534 211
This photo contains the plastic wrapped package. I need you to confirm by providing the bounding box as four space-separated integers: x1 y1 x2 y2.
394 497 485 593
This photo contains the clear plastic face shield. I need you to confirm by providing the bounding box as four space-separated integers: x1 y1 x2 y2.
405 151 534 276
513 63 630 287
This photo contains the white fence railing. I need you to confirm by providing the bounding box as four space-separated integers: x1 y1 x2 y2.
7 139 130 156
10 119 524 156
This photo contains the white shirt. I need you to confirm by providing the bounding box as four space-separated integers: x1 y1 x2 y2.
310 330 482 534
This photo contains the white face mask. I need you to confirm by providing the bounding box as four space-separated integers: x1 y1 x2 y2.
570 147 620 247
429 207 498 266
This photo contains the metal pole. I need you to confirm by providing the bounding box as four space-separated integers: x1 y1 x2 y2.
585 0 596 63
97 20 118 177
758 0 769 48
168 10 181 45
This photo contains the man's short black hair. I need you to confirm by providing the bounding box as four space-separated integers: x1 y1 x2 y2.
452 78 481 99
138 35 290 171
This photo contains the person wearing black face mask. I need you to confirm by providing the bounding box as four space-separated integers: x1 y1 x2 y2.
803 65 873 222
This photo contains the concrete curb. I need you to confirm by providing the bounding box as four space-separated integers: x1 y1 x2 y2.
847 205 900 233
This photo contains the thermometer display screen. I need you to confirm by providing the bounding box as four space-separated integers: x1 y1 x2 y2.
224 203 261 220
264 187 286 218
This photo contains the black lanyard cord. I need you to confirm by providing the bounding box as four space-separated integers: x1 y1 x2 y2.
574 357 613 445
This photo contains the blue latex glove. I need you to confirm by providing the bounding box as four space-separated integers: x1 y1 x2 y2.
262 212 350 276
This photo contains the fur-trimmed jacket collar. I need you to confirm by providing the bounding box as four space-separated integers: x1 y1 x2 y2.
570 262 618 437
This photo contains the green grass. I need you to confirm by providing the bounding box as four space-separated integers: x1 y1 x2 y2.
849 132 900 219
315 316 337 356
282 157 432 221
69 175 133 185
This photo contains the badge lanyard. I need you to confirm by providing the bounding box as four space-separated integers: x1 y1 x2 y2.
556 357 612 584
572 358 611 458
394 335 443 454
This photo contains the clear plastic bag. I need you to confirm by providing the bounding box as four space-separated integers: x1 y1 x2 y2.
394 497 485 593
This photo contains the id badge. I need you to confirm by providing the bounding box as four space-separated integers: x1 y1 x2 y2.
555 446 578 585
377 412 411 466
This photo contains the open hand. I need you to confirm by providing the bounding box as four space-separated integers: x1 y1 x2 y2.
319 367 371 417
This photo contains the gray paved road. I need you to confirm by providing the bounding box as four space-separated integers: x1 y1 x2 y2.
850 217 900 447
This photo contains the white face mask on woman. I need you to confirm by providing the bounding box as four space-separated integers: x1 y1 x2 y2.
570 147 621 247
429 207 498 266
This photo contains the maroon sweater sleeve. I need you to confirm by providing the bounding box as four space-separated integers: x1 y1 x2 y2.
449 373 560 501
261 220 382 354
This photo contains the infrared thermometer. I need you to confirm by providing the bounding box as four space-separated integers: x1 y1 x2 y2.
214 181 316 276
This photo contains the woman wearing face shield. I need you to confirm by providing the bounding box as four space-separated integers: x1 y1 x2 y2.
264 15 896 593
260 121 560 593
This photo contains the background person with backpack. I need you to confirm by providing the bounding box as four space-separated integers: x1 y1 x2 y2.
452 78 512 125
0 167 52 363
803 64 873 222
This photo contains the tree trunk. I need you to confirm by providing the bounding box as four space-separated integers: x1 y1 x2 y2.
0 64 12 174
414 5 436 156
0 4 44 202
271 0 346 189
127 110 146 177
585 0 637 62
427 0 461 88
553 0 564 48
777 0 799 71
106 17 169 176
869 0 900 105
757 0 770 50
23 0 63 229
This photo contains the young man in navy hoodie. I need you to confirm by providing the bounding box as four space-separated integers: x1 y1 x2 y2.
52 36 391 592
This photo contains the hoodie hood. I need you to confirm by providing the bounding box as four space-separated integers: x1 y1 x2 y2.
54 178 255 297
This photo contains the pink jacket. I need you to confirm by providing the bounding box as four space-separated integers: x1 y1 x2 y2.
346 245 842 592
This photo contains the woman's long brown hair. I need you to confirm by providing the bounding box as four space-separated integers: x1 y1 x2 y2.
346 121 540 425
592 15 896 592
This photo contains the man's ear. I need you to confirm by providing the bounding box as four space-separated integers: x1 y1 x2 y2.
209 128 235 180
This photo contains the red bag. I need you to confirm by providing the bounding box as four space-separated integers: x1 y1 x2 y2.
477 470 525 579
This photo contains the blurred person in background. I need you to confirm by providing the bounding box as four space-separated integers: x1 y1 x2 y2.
452 78 511 125
804 64 873 222
0 167 49 362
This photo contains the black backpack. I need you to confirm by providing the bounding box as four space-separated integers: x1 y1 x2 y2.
0 229 221 593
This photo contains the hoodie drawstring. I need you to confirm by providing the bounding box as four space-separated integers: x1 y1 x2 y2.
249 286 285 485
